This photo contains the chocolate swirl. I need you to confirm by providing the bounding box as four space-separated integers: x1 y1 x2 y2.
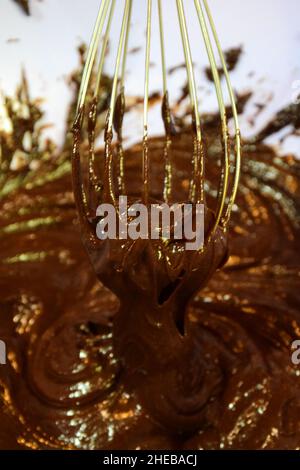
0 124 300 448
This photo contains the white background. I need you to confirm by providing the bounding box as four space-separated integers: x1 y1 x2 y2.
0 0 299 154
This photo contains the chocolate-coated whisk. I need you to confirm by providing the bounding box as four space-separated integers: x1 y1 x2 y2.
73 0 241 246
72 2 241 431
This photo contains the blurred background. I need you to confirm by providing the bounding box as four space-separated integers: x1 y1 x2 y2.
0 0 299 154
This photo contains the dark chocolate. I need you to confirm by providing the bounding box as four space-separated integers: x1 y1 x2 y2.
0 67 300 449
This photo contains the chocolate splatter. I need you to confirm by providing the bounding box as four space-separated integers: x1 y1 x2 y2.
13 0 30 16
205 47 243 82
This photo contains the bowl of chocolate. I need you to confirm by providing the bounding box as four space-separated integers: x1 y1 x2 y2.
0 0 300 451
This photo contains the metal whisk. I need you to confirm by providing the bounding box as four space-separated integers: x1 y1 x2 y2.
72 0 241 248
72 1 242 431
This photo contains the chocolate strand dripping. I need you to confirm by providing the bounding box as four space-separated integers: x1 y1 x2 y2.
107 219 229 432
161 91 174 203
114 89 126 195
87 97 100 213
72 108 94 237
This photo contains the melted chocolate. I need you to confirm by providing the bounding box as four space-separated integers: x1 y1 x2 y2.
0 131 299 448
0 70 300 448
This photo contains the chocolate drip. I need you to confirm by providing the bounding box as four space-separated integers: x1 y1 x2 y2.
85 210 228 433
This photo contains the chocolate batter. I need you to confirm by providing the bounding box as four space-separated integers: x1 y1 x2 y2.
0 70 300 449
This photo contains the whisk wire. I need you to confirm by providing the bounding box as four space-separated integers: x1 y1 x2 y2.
94 0 116 99
121 0 133 88
158 0 167 95
108 0 131 131
142 0 152 204
102 0 131 204
158 0 173 203
194 0 229 238
176 0 204 204
202 0 241 224
77 0 110 112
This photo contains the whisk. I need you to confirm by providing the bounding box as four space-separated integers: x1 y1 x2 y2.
72 0 240 243
72 0 241 432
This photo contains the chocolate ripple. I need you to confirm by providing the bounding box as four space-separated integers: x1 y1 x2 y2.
0 125 300 448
